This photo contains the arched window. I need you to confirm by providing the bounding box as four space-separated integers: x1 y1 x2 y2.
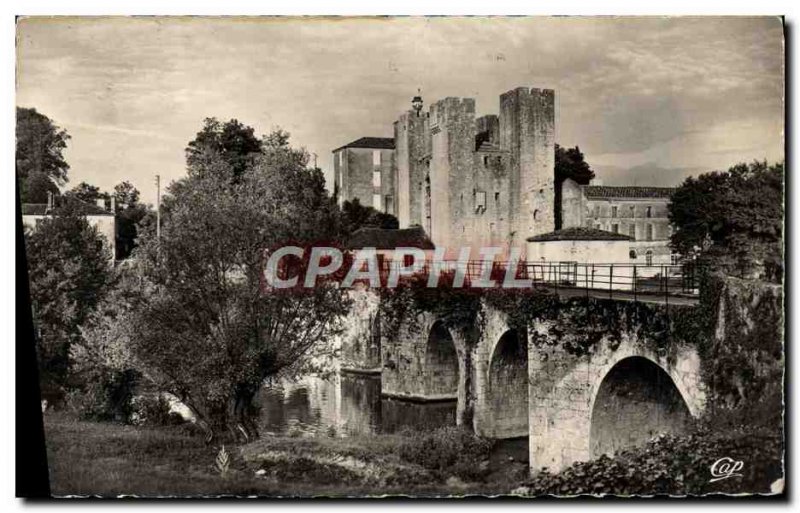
645 250 653 266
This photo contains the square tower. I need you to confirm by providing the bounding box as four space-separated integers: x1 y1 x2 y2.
499 87 556 242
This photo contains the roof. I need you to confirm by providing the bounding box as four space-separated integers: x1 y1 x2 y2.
333 137 395 152
346 226 435 250
527 227 632 242
21 199 113 217
583 185 675 199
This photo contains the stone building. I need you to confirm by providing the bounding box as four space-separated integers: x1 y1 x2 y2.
560 180 676 265
333 137 396 214
334 86 676 264
335 87 555 259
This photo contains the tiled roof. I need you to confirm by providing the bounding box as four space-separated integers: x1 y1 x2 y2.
527 227 632 242
333 137 395 152
346 225 435 250
583 185 675 199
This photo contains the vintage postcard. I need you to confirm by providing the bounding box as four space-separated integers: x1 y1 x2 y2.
16 15 785 498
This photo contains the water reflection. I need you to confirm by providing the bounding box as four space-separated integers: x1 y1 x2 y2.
255 372 457 437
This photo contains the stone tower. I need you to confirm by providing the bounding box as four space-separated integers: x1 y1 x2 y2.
500 87 556 243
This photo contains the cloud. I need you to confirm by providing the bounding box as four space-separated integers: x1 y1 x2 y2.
16 16 784 203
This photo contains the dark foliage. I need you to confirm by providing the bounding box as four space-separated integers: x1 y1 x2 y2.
554 144 595 229
669 160 783 282
186 117 264 180
16 107 71 196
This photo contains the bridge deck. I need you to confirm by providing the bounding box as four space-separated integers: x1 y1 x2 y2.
540 284 699 306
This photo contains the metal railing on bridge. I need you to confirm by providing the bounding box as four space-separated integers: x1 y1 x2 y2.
375 259 703 300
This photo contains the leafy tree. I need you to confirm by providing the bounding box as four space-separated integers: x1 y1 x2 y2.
341 198 399 234
669 160 783 281
22 171 60 204
67 181 105 204
127 130 349 441
16 107 71 193
24 197 114 398
554 144 595 229
185 117 263 180
111 181 150 260
113 181 140 209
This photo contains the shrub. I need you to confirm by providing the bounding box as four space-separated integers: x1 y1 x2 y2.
520 426 783 496
65 368 138 422
395 427 493 481
131 394 185 426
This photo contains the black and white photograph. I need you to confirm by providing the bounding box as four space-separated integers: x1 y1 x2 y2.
13 13 786 499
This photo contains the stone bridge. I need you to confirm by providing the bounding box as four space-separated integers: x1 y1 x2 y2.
339 288 710 473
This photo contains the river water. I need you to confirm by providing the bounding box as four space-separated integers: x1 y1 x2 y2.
255 372 457 438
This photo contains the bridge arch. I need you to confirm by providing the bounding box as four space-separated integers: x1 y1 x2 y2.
424 320 459 397
589 356 692 458
487 327 529 438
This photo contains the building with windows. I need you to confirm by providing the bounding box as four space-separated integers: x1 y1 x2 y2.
334 87 555 259
333 137 396 214
560 180 675 265
333 87 678 264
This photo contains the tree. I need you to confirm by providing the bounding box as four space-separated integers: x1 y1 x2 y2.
113 181 140 209
185 117 263 180
24 197 115 398
22 171 60 204
341 198 399 234
669 160 783 281
17 107 71 202
67 181 105 204
127 130 349 441
554 144 595 229
111 181 149 260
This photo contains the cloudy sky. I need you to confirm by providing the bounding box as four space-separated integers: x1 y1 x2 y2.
16 16 784 205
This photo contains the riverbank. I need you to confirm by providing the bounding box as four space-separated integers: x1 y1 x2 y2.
43 412 526 497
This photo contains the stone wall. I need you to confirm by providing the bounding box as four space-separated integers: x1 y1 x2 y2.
526 306 706 473
338 289 382 371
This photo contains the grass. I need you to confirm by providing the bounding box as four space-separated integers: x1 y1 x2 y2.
43 412 518 497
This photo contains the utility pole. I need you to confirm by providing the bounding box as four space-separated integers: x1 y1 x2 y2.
155 174 161 240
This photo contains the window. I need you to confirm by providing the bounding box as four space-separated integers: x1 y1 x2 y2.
646 206 653 218
475 191 486 212
646 224 654 241
372 150 381 167
612 206 618 218
645 250 653 266
403 254 415 267
629 249 637 259
494 192 500 204
671 253 680 265
533 209 540 221
612 223 619 234
373 193 382 210
593 205 600 217
489 222 496 234
630 205 635 217
384 195 394 214
373 170 381 187
629 224 636 240
483 156 489 167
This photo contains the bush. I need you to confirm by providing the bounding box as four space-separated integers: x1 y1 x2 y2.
395 427 493 481
65 368 138 422
131 394 185 426
520 426 783 496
